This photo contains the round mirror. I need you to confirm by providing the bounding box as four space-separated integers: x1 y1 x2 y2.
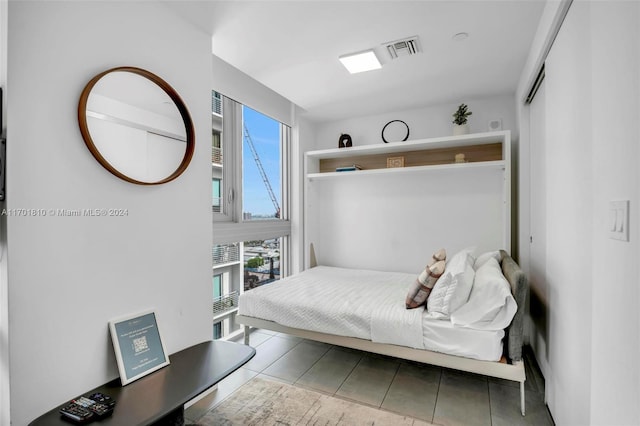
78 67 195 185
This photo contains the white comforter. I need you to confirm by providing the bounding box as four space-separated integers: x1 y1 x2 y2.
239 266 426 349
239 266 505 360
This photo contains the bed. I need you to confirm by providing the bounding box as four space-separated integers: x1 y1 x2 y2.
236 249 528 416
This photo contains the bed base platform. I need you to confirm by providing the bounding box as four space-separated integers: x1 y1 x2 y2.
236 314 526 416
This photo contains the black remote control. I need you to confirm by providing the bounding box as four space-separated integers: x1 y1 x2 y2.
87 392 116 409
59 402 94 423
78 394 116 418
59 393 116 423
88 392 116 418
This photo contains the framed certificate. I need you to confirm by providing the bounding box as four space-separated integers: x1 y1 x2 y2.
109 310 170 385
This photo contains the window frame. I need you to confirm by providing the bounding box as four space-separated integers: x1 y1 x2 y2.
212 94 291 276
213 97 241 223
213 95 291 266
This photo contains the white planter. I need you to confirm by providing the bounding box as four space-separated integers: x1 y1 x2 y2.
453 123 469 135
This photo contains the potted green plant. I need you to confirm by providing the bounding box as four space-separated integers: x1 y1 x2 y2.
452 103 472 135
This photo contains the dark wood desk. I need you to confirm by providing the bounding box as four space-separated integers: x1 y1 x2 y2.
29 340 255 426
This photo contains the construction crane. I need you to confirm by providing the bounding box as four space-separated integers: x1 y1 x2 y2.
243 123 281 218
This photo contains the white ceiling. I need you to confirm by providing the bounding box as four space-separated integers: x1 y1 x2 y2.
169 1 546 123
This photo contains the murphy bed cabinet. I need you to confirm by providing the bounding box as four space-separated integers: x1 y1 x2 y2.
303 131 511 273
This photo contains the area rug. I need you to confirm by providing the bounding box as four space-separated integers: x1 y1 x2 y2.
194 377 430 426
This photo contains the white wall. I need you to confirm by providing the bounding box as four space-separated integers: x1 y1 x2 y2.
544 3 594 422
291 114 316 274
313 95 516 150
515 0 569 397
519 1 640 424
5 2 212 425
516 0 570 284
306 165 507 274
589 1 639 423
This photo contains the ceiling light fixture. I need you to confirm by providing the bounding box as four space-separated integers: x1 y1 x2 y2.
339 49 382 74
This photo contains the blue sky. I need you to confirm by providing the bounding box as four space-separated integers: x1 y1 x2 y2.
242 106 281 217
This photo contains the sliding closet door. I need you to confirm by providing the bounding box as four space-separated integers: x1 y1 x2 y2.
528 78 549 381
543 2 593 423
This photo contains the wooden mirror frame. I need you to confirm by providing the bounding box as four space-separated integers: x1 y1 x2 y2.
78 66 195 185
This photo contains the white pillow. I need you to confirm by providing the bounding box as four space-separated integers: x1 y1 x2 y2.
450 257 517 330
474 250 501 270
426 249 475 319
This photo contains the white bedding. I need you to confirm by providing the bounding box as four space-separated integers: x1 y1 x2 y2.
238 266 505 361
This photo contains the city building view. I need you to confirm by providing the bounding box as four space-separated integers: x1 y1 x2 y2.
243 239 281 291
211 91 286 340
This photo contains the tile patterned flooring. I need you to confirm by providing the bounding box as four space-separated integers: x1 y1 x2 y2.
185 329 555 425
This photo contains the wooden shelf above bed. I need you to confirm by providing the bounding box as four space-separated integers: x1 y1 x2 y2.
305 131 509 178
307 160 505 180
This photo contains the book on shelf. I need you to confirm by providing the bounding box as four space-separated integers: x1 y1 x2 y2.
335 164 363 172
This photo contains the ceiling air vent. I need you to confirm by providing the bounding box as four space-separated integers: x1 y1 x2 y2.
384 36 421 59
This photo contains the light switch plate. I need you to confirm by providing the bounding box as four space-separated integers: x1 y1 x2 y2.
609 200 629 241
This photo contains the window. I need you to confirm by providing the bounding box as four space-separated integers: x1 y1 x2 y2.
213 93 290 226
242 106 281 220
211 263 240 339
211 91 291 340
212 179 221 213
244 237 281 291
213 274 222 299
213 322 222 340
212 91 223 213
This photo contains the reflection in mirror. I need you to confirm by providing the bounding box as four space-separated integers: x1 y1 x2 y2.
78 67 194 185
